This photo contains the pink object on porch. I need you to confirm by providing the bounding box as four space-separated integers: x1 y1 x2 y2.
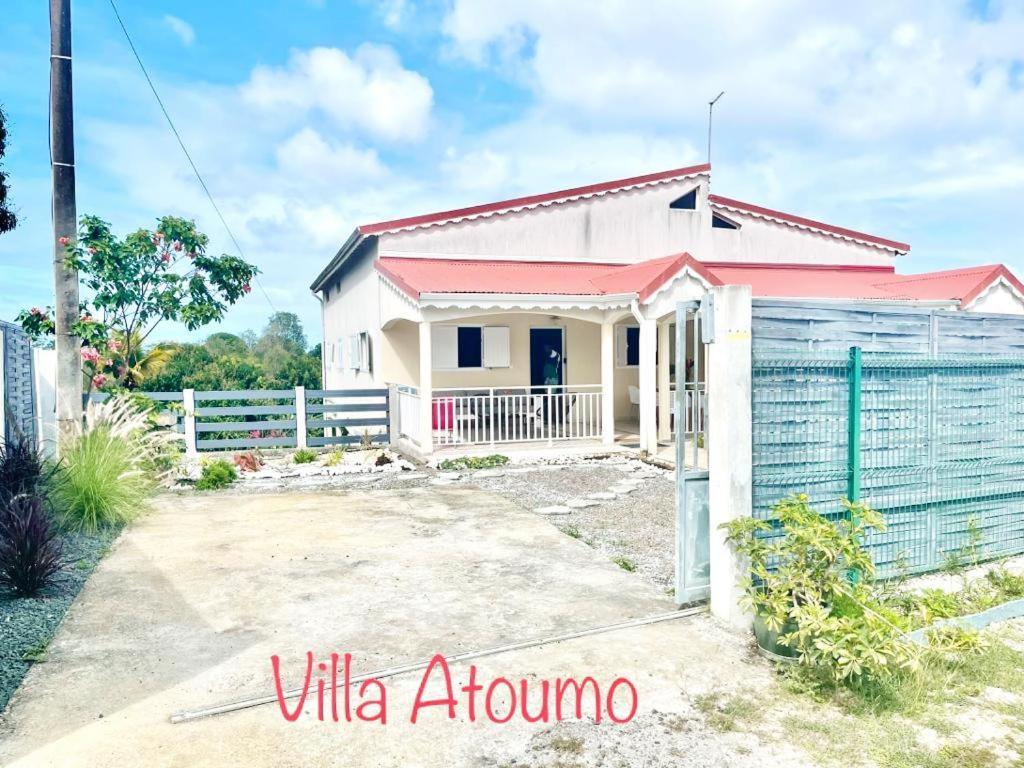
432 399 454 430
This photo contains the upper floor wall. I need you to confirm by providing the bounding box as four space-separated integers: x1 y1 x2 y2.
375 173 902 269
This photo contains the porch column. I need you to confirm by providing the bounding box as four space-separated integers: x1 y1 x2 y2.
639 316 658 454
418 321 433 455
707 285 753 629
601 320 615 445
657 320 672 442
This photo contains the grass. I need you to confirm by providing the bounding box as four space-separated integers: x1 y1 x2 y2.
437 455 509 471
777 635 1024 767
612 556 636 572
560 525 582 539
51 425 153 531
694 692 762 732
548 736 584 755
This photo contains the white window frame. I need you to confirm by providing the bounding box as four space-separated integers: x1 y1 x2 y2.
615 324 640 369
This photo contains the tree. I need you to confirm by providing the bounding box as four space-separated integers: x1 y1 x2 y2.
257 312 307 355
18 214 258 390
0 105 16 234
205 332 248 357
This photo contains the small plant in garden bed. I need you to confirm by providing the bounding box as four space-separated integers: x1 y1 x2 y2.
323 449 345 467
612 556 636 572
292 448 318 464
196 459 237 491
437 455 509 471
0 495 65 597
233 451 263 472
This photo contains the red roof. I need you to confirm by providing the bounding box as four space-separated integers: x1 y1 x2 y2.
359 164 711 235
709 194 911 252
377 253 713 299
377 255 1020 306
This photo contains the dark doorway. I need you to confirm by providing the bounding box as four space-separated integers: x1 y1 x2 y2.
530 328 564 389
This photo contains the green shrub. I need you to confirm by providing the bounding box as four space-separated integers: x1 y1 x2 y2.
437 455 509 471
52 424 153 531
723 494 920 690
293 448 318 464
195 460 237 491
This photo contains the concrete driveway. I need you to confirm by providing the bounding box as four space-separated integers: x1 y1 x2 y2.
0 486 805 768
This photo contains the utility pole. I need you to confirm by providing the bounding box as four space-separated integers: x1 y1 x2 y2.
50 0 82 444
707 91 725 166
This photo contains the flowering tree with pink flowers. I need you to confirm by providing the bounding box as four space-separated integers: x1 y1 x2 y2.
19 214 257 390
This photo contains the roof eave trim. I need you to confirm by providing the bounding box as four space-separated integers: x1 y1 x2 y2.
310 229 368 292
709 197 910 254
361 164 711 236
962 272 1024 310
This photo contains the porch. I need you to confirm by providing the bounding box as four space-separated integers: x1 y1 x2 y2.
393 381 707 468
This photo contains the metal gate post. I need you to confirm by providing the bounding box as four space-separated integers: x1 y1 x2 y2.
847 346 862 504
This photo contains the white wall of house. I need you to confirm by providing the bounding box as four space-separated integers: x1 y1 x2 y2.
321 245 382 390
709 213 896 267
377 177 713 265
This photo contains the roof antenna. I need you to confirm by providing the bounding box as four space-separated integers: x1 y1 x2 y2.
707 91 725 167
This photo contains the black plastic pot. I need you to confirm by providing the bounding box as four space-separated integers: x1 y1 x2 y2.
753 612 799 663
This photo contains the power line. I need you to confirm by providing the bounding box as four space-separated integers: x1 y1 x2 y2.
106 0 278 315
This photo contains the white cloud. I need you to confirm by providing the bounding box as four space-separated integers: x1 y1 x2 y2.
275 128 385 186
163 15 195 47
242 44 434 142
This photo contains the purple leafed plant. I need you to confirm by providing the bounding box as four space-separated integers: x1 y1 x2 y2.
0 495 65 597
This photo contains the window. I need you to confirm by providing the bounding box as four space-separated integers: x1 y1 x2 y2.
432 325 510 370
615 325 640 367
712 212 739 229
669 188 697 210
336 338 345 370
457 327 482 368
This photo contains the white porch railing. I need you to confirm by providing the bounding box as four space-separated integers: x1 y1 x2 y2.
431 385 603 448
674 384 707 435
396 385 423 446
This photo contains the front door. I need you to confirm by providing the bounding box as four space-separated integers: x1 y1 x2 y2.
530 328 564 389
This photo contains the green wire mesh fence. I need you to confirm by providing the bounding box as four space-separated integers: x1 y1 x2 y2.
752 349 1024 577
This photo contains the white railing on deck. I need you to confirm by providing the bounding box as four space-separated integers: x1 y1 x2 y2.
676 384 707 435
431 385 603 448
396 385 422 446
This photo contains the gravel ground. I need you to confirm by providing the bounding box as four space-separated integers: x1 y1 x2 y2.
469 460 676 591
0 525 120 712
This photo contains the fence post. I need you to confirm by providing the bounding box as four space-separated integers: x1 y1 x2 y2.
182 388 198 456
387 383 399 446
847 346 862 503
295 386 307 449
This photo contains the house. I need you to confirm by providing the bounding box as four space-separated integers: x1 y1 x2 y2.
310 163 1024 457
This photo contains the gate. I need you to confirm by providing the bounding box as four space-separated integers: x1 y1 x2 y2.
675 300 711 604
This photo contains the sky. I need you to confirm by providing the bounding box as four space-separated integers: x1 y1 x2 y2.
1 0 1023 345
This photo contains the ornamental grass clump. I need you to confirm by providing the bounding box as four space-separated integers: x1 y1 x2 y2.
723 494 920 691
0 434 55 500
0 494 65 597
52 395 180 532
